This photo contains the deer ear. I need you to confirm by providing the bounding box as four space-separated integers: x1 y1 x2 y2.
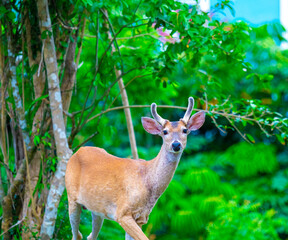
141 117 162 135
187 111 205 132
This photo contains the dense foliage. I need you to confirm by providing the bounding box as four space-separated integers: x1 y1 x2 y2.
0 0 287 239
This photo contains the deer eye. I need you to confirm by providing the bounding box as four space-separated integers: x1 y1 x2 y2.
163 130 168 135
183 129 188 134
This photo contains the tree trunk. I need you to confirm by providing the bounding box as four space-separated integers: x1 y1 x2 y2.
1 1 31 236
61 35 77 116
36 0 73 239
21 7 47 238
115 69 139 159
0 19 6 203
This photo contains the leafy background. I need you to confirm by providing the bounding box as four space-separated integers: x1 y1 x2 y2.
57 3 288 239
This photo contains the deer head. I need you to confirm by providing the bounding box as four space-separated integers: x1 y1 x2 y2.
141 97 205 153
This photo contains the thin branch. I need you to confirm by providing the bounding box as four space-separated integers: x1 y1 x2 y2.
52 0 78 31
23 140 39 222
85 32 158 40
56 17 78 30
76 15 99 134
95 10 100 72
108 73 152 108
87 104 189 123
72 18 149 133
72 131 99 151
0 217 26 237
97 67 142 102
225 116 252 144
204 92 208 111
125 23 149 28
97 18 149 71
84 103 281 144
37 39 45 77
21 26 25 111
101 8 124 73
133 0 142 17
211 114 227 134
0 161 14 174
117 33 158 40
80 69 143 142
76 18 86 68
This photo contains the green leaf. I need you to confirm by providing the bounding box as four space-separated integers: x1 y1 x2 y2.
246 134 255 143
34 135 40 145
27 94 49 113
276 134 285 145
7 11 16 20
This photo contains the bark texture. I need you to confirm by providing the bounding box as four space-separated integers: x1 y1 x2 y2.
36 0 73 239
21 7 46 238
0 19 7 203
61 35 77 114
1 1 31 236
115 69 139 159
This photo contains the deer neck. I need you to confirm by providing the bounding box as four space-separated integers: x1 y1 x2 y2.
147 144 182 195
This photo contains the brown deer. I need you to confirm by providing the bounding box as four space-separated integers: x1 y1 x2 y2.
65 97 205 240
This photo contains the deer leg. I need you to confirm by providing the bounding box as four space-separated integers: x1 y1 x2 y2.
69 201 82 240
125 232 134 240
126 232 142 240
119 216 148 240
87 213 104 240
125 224 143 240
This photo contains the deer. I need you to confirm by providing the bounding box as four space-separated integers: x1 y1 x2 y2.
65 97 206 240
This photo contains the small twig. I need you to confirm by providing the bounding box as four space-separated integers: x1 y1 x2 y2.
23 137 39 222
84 32 158 40
117 33 158 40
204 92 208 111
158 18 175 27
97 67 142 102
73 132 99 151
75 69 144 138
59 37 70 79
0 217 26 237
57 18 78 30
54 6 78 31
76 14 99 133
133 0 142 17
211 115 227 134
97 19 149 71
125 23 149 28
219 95 231 106
85 103 278 142
95 11 100 72
0 161 14 174
108 72 152 108
101 9 125 73
87 105 189 123
225 116 252 144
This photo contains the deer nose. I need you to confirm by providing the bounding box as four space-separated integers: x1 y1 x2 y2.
172 141 181 152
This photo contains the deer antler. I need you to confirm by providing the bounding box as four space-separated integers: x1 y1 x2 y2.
151 103 167 126
181 97 194 124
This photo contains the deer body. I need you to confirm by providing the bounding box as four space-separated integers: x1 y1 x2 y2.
66 98 205 240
